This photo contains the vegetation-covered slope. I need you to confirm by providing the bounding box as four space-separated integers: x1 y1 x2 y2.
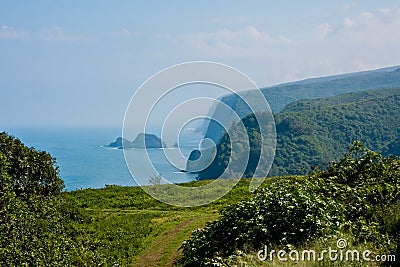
64 177 283 266
0 132 104 266
2 132 399 266
262 66 400 113
198 87 400 179
182 142 400 266
201 66 400 141
0 132 264 266
271 87 400 176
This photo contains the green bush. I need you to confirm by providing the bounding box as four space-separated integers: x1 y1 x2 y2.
0 132 106 266
0 132 64 198
180 177 348 266
181 142 400 266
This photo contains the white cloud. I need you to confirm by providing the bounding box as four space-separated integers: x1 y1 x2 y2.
116 28 131 36
305 5 400 78
164 26 292 57
379 8 391 14
316 23 333 40
113 28 140 37
316 5 400 42
0 25 85 42
343 17 356 27
205 15 250 25
343 3 357 11
361 12 375 19
0 25 27 39
192 26 283 44
38 27 80 42
242 26 272 41
347 6 400 45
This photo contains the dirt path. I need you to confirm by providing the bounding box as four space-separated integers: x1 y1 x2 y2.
134 218 196 267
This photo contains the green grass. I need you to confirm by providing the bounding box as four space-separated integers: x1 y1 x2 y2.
65 177 285 266
65 171 399 266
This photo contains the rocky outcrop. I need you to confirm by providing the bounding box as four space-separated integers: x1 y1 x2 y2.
108 133 166 149
108 137 133 149
131 133 166 149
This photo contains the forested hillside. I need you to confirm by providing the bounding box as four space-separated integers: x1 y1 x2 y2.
198 87 400 179
201 66 400 151
271 87 400 176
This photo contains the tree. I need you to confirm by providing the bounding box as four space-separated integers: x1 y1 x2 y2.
0 132 105 266
0 132 64 198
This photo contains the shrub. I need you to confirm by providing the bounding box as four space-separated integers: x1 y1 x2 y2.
180 177 348 266
180 141 400 266
0 132 64 198
0 132 105 266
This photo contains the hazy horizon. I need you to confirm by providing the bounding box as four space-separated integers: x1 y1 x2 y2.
2 1 400 128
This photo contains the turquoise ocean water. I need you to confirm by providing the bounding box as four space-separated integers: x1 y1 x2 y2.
3 127 200 191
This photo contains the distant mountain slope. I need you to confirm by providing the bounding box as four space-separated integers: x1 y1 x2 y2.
262 65 400 113
270 87 400 176
197 87 400 179
202 66 400 142
273 65 400 86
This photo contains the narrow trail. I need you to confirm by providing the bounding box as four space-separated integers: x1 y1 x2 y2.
134 218 196 267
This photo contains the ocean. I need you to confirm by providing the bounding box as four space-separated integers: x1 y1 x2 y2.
3 127 200 191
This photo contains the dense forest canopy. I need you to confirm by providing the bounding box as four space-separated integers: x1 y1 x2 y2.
201 66 400 139
0 132 104 266
198 87 400 180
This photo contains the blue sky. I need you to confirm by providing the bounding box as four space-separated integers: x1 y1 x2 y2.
1 1 400 127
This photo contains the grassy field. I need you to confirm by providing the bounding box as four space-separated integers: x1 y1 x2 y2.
65 169 399 266
65 178 283 266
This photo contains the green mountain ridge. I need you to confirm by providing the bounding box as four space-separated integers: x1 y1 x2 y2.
262 65 400 113
201 65 400 147
271 87 400 176
198 87 400 179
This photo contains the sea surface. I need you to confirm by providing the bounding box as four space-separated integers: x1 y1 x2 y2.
3 127 201 191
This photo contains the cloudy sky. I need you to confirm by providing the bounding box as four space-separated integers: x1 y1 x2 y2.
1 1 400 127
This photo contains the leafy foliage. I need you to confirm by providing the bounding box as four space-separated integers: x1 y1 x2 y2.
198 112 275 180
64 177 273 266
270 87 400 176
3 131 399 266
0 132 105 266
0 131 64 198
181 142 400 266
181 178 346 266
201 66 400 151
199 87 400 179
